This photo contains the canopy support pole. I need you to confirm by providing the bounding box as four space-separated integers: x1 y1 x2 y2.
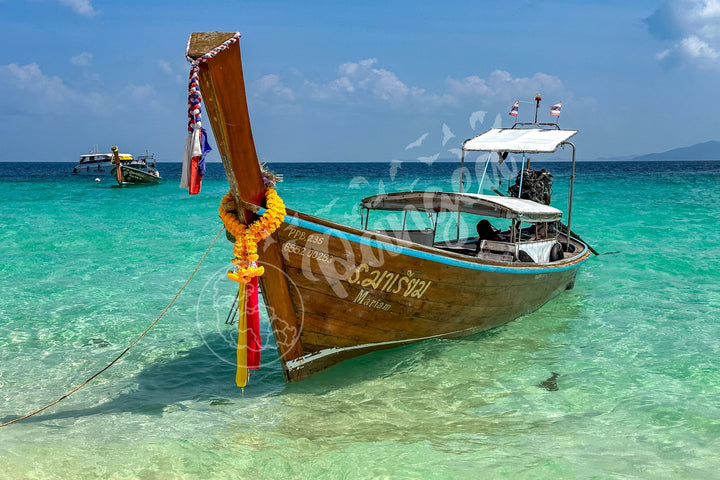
459 148 466 194
457 148 467 241
517 152 526 199
564 141 576 250
478 152 492 194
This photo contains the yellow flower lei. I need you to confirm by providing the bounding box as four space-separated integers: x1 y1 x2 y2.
219 189 286 283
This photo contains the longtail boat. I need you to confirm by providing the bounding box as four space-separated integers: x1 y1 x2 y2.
185 32 592 384
110 146 162 186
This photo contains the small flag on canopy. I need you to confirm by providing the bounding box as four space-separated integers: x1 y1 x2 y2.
550 102 562 117
509 101 519 117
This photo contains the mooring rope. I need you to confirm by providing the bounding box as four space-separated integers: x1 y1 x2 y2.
0 227 224 428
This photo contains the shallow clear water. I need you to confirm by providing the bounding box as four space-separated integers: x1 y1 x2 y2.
1 160 719 479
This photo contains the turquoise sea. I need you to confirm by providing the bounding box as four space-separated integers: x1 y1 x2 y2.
1 159 720 479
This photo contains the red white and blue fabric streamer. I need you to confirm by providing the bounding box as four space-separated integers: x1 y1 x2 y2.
181 33 241 194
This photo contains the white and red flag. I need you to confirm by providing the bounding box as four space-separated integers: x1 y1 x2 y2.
509 101 519 117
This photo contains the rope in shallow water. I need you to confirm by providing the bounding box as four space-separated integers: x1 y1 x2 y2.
0 227 224 428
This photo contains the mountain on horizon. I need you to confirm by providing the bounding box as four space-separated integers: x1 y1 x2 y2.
438 140 720 163
629 140 720 162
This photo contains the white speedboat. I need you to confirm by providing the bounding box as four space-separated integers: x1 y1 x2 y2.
73 150 162 185
72 150 133 177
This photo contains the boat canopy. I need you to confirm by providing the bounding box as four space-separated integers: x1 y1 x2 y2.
361 191 562 223
463 128 577 153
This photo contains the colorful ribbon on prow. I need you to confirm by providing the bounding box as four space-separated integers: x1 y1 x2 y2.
181 33 240 194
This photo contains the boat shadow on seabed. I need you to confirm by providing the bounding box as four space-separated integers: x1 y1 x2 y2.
2 297 580 426
0 334 284 426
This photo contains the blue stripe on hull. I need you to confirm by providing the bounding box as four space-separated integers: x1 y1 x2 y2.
268 209 589 275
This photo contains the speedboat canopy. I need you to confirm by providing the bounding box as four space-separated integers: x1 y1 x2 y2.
463 128 577 153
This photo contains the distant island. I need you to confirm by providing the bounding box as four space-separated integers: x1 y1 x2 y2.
412 140 720 164
600 140 720 162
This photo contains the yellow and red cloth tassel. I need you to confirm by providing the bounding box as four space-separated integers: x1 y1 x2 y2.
235 277 262 388
219 189 285 387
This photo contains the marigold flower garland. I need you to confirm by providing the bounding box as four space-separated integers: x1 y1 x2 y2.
219 189 286 283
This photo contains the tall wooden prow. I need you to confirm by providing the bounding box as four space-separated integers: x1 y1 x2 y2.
186 32 265 217
186 32 305 380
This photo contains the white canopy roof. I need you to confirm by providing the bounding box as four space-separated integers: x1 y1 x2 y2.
361 191 562 223
463 128 577 153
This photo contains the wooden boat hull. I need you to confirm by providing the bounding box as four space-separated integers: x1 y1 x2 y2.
257 208 590 381
187 32 591 382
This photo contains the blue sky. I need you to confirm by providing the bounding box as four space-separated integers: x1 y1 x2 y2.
2 0 719 163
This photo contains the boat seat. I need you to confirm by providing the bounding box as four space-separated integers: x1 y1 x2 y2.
477 240 517 262
479 239 517 254
477 251 514 262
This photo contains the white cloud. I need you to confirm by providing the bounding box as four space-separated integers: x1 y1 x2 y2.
656 49 671 61
254 74 295 102
681 35 720 60
445 75 492 98
127 83 156 101
3 63 73 104
447 70 563 101
158 59 185 84
646 0 720 68
59 0 97 17
1 62 108 113
157 60 173 75
302 58 430 106
697 0 720 16
253 59 565 114
125 83 166 113
70 51 92 67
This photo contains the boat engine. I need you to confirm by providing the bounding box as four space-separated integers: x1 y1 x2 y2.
508 167 553 205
